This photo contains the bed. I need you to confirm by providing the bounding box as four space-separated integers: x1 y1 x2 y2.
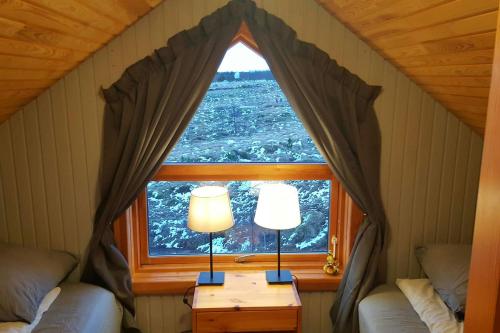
359 244 471 333
32 282 122 333
359 284 429 333
0 243 123 333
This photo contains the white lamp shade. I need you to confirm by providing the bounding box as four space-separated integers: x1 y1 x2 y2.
254 183 301 230
187 186 234 233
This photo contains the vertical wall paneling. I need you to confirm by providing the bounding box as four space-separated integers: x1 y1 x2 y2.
77 59 101 214
0 122 22 244
23 102 50 249
461 134 483 243
385 73 410 281
423 105 447 244
408 93 434 277
395 82 422 277
50 80 79 256
0 0 484 331
36 92 66 251
449 123 472 243
0 173 7 242
64 70 93 260
9 112 36 247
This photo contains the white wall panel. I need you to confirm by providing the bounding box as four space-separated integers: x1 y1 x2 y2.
0 0 484 332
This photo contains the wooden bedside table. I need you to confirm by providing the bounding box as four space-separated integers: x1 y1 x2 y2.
192 271 302 333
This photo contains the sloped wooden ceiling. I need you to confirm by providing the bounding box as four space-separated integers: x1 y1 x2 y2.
0 0 497 134
0 0 162 123
316 0 498 134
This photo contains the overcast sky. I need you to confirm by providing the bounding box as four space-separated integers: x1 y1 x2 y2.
217 42 270 72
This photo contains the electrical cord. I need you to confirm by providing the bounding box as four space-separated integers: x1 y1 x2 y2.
182 285 197 309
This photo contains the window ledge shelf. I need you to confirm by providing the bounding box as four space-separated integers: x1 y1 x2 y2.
132 269 342 295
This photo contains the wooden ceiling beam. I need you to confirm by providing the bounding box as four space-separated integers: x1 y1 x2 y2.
464 7 500 330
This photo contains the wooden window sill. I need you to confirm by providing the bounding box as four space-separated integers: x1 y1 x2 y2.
132 268 342 295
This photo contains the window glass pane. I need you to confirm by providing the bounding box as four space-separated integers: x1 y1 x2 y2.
165 42 325 163
147 180 330 256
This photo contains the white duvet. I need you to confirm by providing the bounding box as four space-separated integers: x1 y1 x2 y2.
396 279 463 333
0 287 61 333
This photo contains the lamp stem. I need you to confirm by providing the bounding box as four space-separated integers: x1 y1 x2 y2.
209 232 213 280
277 229 281 277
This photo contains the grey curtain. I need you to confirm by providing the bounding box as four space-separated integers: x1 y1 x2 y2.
241 2 385 332
83 1 383 332
81 3 242 316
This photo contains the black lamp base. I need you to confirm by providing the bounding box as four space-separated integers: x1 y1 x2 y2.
197 271 225 286
265 269 293 284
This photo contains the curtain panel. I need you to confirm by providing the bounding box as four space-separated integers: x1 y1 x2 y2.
81 2 243 315
83 1 384 332
242 3 385 332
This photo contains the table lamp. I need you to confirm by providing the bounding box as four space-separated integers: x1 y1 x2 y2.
188 186 234 285
254 183 301 284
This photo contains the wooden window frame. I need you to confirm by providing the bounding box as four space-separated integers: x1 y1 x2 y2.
115 164 363 295
113 23 364 295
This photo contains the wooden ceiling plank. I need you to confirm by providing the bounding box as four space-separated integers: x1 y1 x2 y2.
0 0 114 43
317 1 496 132
412 76 492 88
317 0 451 24
0 113 12 122
0 79 56 91
81 0 153 26
363 0 499 39
0 37 88 63
433 94 490 108
0 54 73 71
439 102 488 115
23 0 126 34
0 68 66 81
403 64 493 77
424 85 491 98
0 89 44 107
450 112 487 125
375 11 498 50
0 17 102 53
0 107 18 116
394 48 494 68
382 31 497 59
354 0 452 28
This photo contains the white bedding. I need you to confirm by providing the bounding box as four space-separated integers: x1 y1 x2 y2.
396 279 463 333
0 287 60 333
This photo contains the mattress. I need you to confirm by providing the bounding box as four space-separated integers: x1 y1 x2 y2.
359 284 429 333
32 282 122 333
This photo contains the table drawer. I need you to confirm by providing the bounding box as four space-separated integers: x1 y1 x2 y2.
195 309 299 332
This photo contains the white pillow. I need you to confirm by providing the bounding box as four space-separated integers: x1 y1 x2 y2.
396 279 463 333
0 287 60 333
